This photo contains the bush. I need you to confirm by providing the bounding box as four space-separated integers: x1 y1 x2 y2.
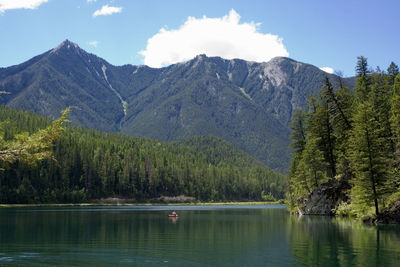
334 201 357 217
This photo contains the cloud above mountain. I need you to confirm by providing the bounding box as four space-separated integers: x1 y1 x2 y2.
320 67 334 74
139 9 289 68
93 5 122 17
0 0 48 12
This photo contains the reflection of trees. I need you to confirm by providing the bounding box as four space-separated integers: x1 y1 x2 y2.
0 208 291 265
286 215 400 266
1 208 399 265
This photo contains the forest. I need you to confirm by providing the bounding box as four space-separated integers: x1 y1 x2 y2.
287 57 400 219
0 106 285 204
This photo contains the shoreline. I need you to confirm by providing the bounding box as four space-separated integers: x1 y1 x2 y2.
0 200 284 208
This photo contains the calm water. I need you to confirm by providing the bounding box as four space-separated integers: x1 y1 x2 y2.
0 205 399 266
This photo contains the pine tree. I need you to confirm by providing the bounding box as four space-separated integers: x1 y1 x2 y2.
0 108 69 167
321 76 351 130
308 91 336 178
328 77 354 175
287 109 309 209
302 136 327 188
349 101 389 217
289 108 307 155
391 74 400 149
390 74 400 188
356 56 371 101
370 71 395 154
387 62 399 85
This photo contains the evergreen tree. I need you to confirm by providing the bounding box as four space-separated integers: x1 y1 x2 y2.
329 78 354 175
321 76 351 130
349 101 389 216
287 109 308 209
390 74 400 187
287 57 400 218
302 136 327 188
308 91 336 178
356 56 371 100
387 62 399 85
370 71 395 154
0 108 69 167
391 74 400 149
289 108 307 155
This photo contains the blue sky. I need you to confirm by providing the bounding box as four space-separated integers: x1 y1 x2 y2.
1 0 399 77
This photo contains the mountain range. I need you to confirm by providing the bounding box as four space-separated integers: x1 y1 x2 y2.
0 40 354 173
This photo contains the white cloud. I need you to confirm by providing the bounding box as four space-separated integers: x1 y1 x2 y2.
320 67 334 74
93 5 122 17
0 0 48 12
87 0 97 2
139 9 289 68
88 40 99 48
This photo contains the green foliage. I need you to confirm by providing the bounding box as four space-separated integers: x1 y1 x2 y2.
334 201 358 217
0 108 69 167
355 56 371 101
261 191 276 201
390 74 400 192
288 57 400 218
289 109 307 154
0 106 286 204
387 62 399 85
287 109 309 209
349 101 390 216
308 86 337 178
302 136 328 188
391 74 400 148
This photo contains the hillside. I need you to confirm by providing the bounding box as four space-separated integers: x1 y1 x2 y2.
0 106 285 204
0 40 354 172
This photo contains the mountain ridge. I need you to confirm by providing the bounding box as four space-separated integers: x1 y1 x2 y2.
0 40 355 173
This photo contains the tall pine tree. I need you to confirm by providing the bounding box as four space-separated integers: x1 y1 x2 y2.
349 101 389 216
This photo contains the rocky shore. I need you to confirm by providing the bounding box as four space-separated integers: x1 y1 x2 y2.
297 178 400 224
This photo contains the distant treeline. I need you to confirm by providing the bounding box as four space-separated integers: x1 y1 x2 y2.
287 57 400 218
0 106 285 203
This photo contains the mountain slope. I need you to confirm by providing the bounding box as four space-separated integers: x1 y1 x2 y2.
0 40 125 132
117 55 291 171
0 40 354 173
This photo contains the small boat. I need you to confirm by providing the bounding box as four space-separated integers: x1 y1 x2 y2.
168 214 178 217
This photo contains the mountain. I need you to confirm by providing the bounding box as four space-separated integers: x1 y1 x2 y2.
0 40 354 173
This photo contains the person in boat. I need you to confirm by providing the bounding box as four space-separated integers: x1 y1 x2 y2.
171 211 177 216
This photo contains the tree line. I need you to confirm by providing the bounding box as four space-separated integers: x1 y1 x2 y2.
287 57 400 218
0 106 285 203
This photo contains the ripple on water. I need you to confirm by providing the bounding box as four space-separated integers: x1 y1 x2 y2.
0 257 13 262
18 252 40 258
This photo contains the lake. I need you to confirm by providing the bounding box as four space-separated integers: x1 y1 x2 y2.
0 205 399 266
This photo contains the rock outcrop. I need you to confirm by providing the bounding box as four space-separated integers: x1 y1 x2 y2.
377 200 400 224
297 178 350 216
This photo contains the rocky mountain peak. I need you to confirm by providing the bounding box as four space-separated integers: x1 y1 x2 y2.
195 54 207 60
50 39 83 55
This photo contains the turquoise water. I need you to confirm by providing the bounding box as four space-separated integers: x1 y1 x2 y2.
0 205 399 266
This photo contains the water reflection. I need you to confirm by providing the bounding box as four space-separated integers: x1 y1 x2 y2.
0 206 399 266
168 216 179 223
286 215 400 266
